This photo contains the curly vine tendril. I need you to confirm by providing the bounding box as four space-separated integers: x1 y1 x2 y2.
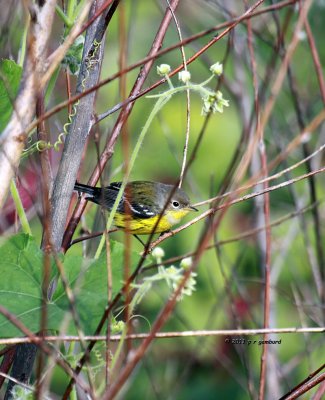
22 39 102 158
53 99 79 151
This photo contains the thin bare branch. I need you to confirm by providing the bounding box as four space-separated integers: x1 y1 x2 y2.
0 327 323 346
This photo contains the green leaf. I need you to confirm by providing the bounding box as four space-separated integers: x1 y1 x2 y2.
61 35 85 75
0 59 23 133
53 240 141 334
0 234 141 337
0 234 59 337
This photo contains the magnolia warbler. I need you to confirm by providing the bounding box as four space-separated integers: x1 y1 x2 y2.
74 181 197 235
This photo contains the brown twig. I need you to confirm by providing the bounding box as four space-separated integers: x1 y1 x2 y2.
244 0 271 396
304 19 325 106
279 364 325 400
0 347 15 389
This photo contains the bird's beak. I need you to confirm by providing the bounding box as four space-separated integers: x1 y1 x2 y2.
188 205 198 212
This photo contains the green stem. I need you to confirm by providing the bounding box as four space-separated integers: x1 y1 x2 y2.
200 74 215 87
55 5 73 27
10 179 32 235
45 66 61 107
110 287 149 374
147 79 214 100
18 16 29 67
165 75 174 90
74 0 89 22
67 341 78 400
67 0 78 22
110 323 128 374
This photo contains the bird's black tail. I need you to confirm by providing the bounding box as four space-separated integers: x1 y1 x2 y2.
74 182 100 198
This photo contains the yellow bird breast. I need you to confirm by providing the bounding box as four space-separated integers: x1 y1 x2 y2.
113 209 190 234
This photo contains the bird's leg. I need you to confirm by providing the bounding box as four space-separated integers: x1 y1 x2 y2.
133 234 146 246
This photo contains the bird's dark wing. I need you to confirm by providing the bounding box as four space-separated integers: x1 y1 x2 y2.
100 184 123 210
127 201 156 219
105 182 156 219
108 182 123 191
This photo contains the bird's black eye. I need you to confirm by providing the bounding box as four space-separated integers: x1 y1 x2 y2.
172 201 180 208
